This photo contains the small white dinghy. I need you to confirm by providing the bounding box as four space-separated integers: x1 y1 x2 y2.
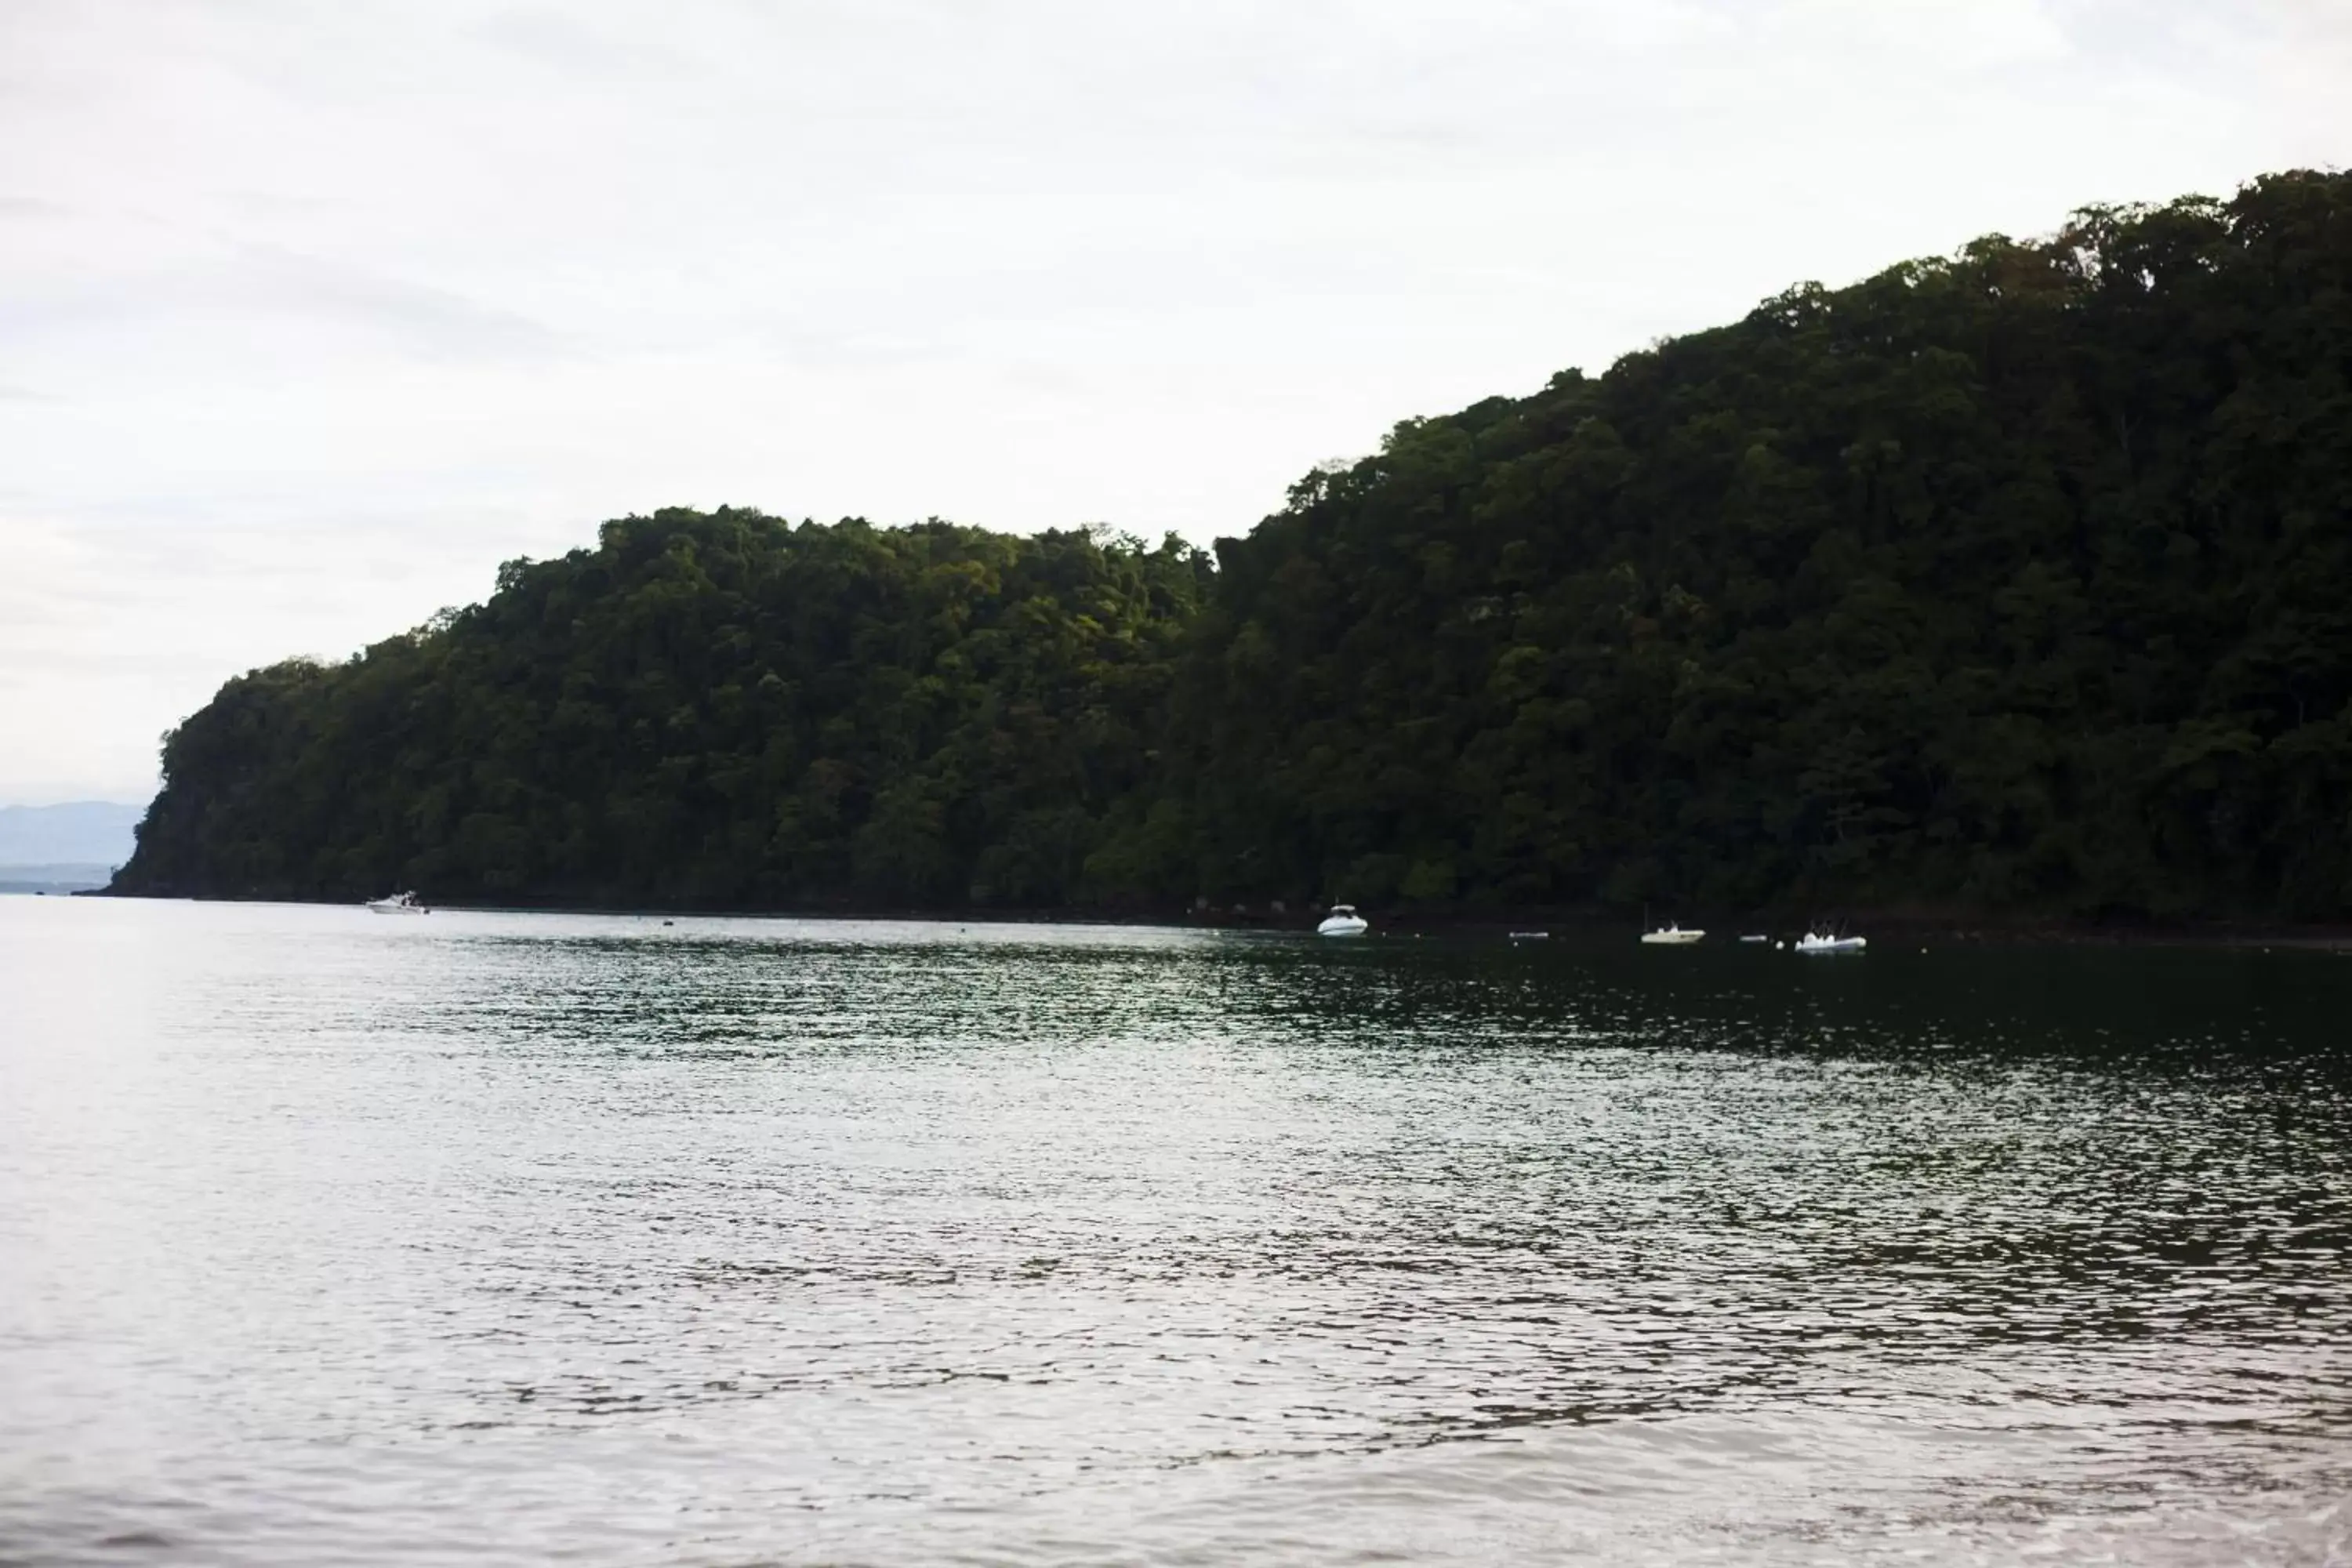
365 891 428 915
1794 931 1865 955
1316 904 1369 938
1640 923 1704 945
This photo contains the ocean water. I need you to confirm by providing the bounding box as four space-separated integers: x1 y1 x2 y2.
2 897 2348 1566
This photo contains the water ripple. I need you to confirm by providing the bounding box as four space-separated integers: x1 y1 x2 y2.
2 902 2348 1565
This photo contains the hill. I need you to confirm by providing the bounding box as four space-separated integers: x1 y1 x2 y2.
110 170 2352 920
1139 170 2352 920
112 519 1206 908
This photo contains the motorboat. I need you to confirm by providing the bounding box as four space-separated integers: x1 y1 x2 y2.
365 891 428 914
1795 931 1865 955
1739 935 1769 944
1639 924 1704 945
1316 904 1369 938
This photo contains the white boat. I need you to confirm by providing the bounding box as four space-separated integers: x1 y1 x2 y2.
365 891 428 914
1794 931 1865 955
1739 935 1769 944
1640 924 1704 945
1316 904 1369 938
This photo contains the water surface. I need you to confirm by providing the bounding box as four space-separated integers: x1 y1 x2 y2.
3 899 2349 1564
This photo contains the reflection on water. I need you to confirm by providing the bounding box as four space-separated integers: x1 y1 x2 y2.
2 900 2348 1565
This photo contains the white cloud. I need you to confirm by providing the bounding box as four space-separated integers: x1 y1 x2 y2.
0 0 2341 802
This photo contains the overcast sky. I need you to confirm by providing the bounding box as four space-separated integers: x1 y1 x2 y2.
2 0 2344 805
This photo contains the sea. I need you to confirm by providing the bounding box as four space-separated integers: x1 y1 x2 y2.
2 897 2348 1566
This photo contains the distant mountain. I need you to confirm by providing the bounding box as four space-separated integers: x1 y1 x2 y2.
0 801 145 869
0 863 115 894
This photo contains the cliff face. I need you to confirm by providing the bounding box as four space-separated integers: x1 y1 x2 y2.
115 172 2352 920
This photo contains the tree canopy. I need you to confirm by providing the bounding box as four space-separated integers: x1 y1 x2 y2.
113 170 2352 920
117 514 1207 909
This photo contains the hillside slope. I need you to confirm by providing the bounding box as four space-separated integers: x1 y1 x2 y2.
1122 170 2352 920
113 517 1206 907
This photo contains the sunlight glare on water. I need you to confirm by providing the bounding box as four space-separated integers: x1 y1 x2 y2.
2 898 2349 1565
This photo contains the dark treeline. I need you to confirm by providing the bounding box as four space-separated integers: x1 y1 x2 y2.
114 170 2352 920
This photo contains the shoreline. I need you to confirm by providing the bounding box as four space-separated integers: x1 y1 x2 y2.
77 887 2352 951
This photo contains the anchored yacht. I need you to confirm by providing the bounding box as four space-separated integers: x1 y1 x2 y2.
1316 904 1369 938
1795 931 1865 954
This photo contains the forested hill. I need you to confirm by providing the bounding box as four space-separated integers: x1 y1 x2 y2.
113 169 2352 920
116 520 1210 909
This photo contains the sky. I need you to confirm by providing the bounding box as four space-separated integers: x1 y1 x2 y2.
2 0 2345 806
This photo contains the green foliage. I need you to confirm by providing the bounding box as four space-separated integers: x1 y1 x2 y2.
114 170 2352 919
1164 170 2352 920
116 511 1208 908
